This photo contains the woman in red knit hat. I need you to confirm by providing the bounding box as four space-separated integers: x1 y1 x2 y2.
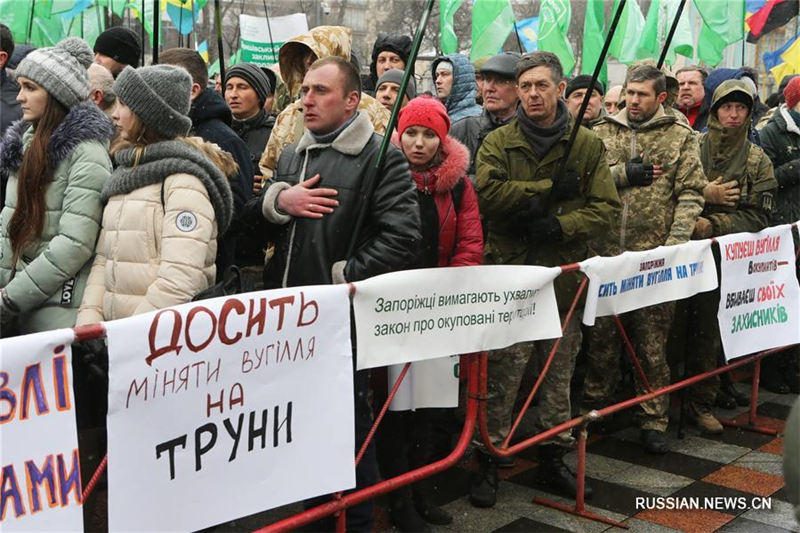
376 95 483 532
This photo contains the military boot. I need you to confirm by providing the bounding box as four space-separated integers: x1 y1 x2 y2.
389 487 429 532
469 450 499 508
537 444 593 499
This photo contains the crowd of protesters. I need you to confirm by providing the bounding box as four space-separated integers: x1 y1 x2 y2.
0 20 799 532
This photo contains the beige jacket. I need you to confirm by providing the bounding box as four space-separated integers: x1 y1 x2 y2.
76 173 218 324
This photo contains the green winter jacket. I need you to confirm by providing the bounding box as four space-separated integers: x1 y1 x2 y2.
0 101 113 334
760 105 800 227
476 117 620 310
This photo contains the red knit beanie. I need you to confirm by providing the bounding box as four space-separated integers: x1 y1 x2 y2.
397 95 451 142
784 76 800 110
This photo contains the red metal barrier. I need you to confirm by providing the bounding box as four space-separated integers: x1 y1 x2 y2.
70 232 799 530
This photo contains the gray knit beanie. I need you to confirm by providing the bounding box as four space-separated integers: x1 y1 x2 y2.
113 64 193 139
376 69 416 102
15 37 93 109
225 63 272 105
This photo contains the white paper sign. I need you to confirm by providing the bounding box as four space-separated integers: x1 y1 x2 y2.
105 286 355 532
353 265 562 370
239 13 309 64
717 225 800 361
0 329 82 532
388 356 459 411
580 241 718 325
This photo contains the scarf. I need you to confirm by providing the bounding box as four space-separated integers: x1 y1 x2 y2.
516 100 569 159
701 112 751 182
104 140 234 233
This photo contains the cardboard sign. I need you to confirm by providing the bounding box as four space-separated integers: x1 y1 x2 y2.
353 266 562 370
0 329 82 532
105 286 355 531
717 225 800 361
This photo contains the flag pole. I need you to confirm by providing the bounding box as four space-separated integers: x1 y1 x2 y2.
26 0 35 44
657 0 687 68
556 0 627 181
141 0 146 66
214 0 226 93
153 0 159 63
261 0 277 63
513 21 524 53
346 0 435 258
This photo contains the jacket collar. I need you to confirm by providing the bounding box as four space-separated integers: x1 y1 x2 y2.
502 116 574 163
0 100 113 175
295 110 374 155
779 104 800 136
603 104 675 131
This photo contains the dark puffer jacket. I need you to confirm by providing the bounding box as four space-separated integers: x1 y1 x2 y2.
431 53 482 123
250 111 421 288
391 132 483 268
231 108 276 174
760 104 800 226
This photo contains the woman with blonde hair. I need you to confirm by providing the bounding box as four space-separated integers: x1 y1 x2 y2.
77 64 234 324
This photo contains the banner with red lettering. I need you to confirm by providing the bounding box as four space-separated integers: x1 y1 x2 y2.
717 225 800 361
0 329 82 532
352 266 562 370
104 285 354 531
580 241 718 326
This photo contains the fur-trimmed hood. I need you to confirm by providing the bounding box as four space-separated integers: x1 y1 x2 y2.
391 132 469 192
0 100 114 180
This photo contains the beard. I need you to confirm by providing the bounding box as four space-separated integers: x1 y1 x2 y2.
628 107 658 126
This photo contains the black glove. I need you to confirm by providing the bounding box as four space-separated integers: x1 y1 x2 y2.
74 338 109 381
551 170 582 200
0 289 19 335
512 196 547 226
626 157 654 187
526 216 563 243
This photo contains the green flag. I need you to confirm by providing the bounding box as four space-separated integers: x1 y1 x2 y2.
694 0 744 66
0 0 57 44
538 0 574 74
637 0 694 64
638 0 661 59
608 0 646 64
470 0 515 60
440 0 463 54
580 0 606 84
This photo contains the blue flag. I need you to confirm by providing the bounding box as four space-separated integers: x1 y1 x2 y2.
515 16 539 52
763 34 798 70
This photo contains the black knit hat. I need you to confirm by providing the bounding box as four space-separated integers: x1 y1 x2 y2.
225 63 272 106
94 26 142 68
565 75 605 98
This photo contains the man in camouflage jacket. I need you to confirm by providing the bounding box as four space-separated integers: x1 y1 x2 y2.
257 26 389 182
585 65 706 454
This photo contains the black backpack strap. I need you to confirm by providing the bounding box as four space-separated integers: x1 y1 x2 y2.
451 177 466 212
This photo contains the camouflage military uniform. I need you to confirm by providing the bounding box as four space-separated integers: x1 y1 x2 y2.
685 80 777 407
257 25 390 179
487 316 582 446
585 105 706 431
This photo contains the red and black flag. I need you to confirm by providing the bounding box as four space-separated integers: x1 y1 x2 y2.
747 0 799 42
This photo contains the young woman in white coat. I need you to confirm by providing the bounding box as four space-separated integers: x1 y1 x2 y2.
76 64 234 324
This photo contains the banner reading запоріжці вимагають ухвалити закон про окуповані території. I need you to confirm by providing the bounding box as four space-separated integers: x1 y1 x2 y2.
239 13 308 65
105 285 354 532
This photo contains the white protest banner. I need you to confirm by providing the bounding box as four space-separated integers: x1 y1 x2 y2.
0 329 82 532
239 13 309 65
717 225 800 361
388 356 459 411
353 265 562 370
105 285 354 532
579 241 717 326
